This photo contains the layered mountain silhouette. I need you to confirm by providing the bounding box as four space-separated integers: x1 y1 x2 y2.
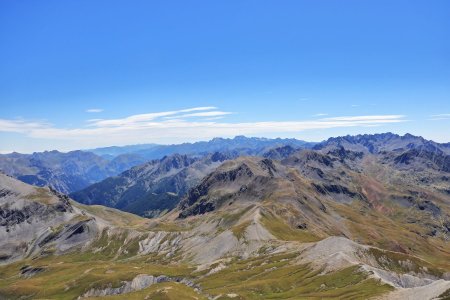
1 133 450 299
89 135 314 159
70 152 234 217
0 136 312 195
0 150 147 194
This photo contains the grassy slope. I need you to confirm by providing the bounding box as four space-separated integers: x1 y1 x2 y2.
330 201 450 271
71 201 149 229
85 282 207 300
260 209 320 242
1 196 446 299
2 175 448 299
198 252 393 300
0 250 393 300
0 251 194 299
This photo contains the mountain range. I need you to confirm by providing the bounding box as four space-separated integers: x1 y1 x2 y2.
0 136 313 195
0 150 147 195
0 133 449 299
70 152 234 217
89 136 314 159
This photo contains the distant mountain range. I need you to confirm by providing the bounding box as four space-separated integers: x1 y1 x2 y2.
0 150 147 194
315 132 450 155
89 135 314 159
0 136 314 194
70 133 450 221
179 133 450 223
70 152 234 217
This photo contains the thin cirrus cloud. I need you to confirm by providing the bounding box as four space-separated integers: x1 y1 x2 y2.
164 111 232 119
430 114 450 121
88 106 217 127
86 108 104 113
0 107 406 148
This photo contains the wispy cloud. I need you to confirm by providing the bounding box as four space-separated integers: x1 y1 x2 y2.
165 110 232 119
86 108 104 113
0 107 407 149
322 115 404 122
88 106 217 127
180 111 232 118
430 114 450 121
0 119 51 134
313 113 328 117
203 116 227 121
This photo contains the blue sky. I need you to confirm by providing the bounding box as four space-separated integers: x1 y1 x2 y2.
1 0 449 153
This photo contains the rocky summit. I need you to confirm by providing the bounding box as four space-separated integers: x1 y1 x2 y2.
0 134 450 300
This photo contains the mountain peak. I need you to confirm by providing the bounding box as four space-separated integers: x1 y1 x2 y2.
178 156 285 218
315 132 449 155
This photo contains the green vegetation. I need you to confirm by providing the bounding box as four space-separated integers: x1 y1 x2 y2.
26 187 57 204
367 248 443 277
330 201 450 271
148 221 191 232
198 253 393 299
438 288 450 300
0 252 194 300
85 282 207 300
220 205 255 227
231 220 252 240
0 233 395 300
260 210 319 242
71 202 148 229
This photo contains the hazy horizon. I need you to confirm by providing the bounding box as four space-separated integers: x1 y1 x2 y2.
1 131 448 155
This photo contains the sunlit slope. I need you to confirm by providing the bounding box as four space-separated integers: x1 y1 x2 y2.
2 132 450 300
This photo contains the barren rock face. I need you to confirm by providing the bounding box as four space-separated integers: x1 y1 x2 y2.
70 153 231 217
79 274 170 298
0 174 100 263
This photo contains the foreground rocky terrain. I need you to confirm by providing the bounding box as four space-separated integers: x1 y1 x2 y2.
1 133 450 299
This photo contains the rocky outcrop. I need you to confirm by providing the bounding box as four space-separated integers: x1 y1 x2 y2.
315 133 450 155
20 265 45 278
0 173 102 263
71 153 229 217
79 274 198 298
394 149 450 172
263 145 297 160
178 157 283 218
